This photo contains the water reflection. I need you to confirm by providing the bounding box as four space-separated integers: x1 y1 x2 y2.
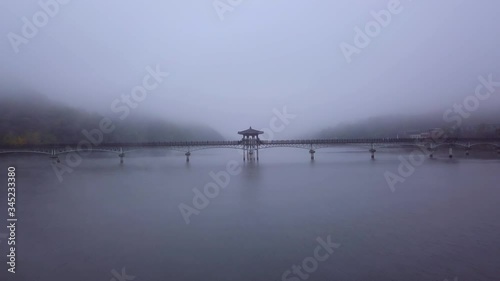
0 149 499 281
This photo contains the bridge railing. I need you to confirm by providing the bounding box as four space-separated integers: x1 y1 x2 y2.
1 138 500 150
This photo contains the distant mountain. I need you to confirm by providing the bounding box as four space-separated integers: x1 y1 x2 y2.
0 92 224 145
317 111 500 139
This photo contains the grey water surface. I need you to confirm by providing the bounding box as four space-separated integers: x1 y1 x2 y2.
1 148 499 281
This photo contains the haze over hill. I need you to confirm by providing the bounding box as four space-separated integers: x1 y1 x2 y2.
2 1 500 138
0 92 223 145
317 109 500 139
2 89 499 144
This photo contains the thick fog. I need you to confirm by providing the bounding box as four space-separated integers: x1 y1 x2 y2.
1 0 500 138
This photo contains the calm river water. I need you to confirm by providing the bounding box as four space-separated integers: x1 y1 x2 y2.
1 147 499 281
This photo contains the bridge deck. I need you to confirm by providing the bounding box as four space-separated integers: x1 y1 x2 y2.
0 137 499 149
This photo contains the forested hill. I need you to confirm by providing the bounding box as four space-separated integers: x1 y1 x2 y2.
0 93 224 145
316 112 500 139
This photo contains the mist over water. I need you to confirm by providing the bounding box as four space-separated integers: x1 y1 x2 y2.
2 1 500 280
1 149 499 281
2 1 500 137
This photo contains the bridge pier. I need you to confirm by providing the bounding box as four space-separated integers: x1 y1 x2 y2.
185 152 191 162
309 149 315 160
49 149 60 163
449 147 453 158
465 143 471 156
119 148 124 164
50 156 60 163
369 144 376 159
242 147 258 162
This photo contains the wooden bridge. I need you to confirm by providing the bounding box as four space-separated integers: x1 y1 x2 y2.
1 136 500 163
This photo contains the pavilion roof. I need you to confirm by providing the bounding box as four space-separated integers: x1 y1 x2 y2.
237 127 264 135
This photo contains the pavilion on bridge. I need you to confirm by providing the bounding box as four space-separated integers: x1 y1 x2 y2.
237 127 263 161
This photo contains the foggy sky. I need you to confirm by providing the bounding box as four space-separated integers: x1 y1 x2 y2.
1 0 500 138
